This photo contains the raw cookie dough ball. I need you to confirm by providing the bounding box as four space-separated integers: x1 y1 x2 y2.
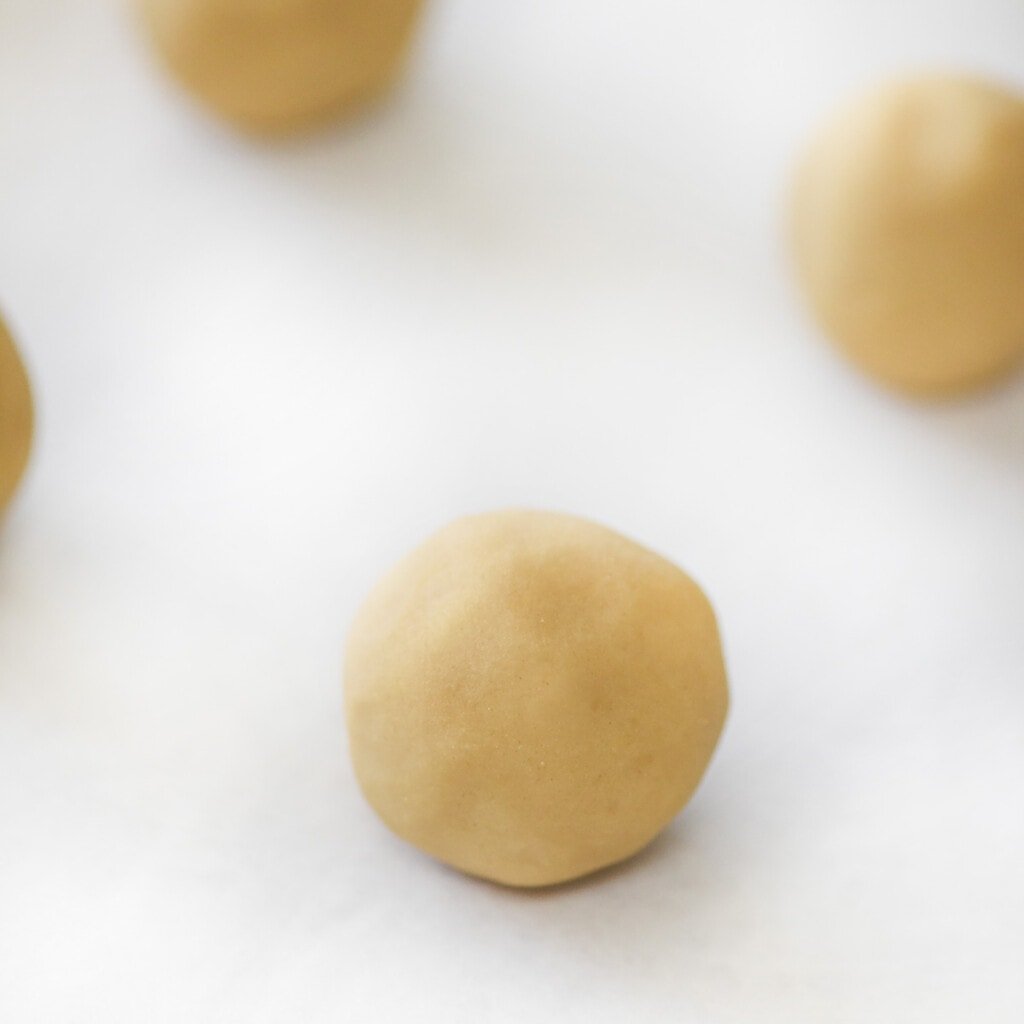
136 0 425 134
791 74 1024 395
345 510 729 887
0 316 32 516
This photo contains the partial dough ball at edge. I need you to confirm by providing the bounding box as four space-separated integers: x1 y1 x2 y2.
791 74 1024 396
136 0 425 134
0 316 33 516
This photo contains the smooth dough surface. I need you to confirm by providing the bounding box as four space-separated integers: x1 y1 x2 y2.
0 315 32 516
137 0 424 134
345 510 729 888
791 74 1024 395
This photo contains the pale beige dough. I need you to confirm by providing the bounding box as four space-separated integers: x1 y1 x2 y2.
0 316 32 517
345 510 729 888
791 74 1024 395
136 0 424 134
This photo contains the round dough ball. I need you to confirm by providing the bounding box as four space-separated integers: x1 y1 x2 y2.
791 74 1024 395
137 0 424 134
0 316 32 516
345 510 729 887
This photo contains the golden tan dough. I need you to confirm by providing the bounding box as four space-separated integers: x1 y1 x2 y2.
345 510 729 888
791 74 1024 395
136 0 424 134
0 315 32 518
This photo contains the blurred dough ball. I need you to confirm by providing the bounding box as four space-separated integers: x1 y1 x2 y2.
791 75 1024 395
137 0 424 133
0 316 32 516
345 510 729 888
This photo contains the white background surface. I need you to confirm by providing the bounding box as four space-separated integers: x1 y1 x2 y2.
1 1 1023 1021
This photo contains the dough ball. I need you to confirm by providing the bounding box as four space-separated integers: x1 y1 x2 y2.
136 0 424 134
345 510 729 887
0 316 32 516
791 74 1024 395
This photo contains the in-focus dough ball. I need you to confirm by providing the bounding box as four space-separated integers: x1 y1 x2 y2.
0 316 32 516
345 510 729 887
791 74 1024 395
137 0 425 134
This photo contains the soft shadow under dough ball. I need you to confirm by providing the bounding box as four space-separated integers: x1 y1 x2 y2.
791 75 1024 395
0 316 32 516
137 0 424 134
345 510 729 888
